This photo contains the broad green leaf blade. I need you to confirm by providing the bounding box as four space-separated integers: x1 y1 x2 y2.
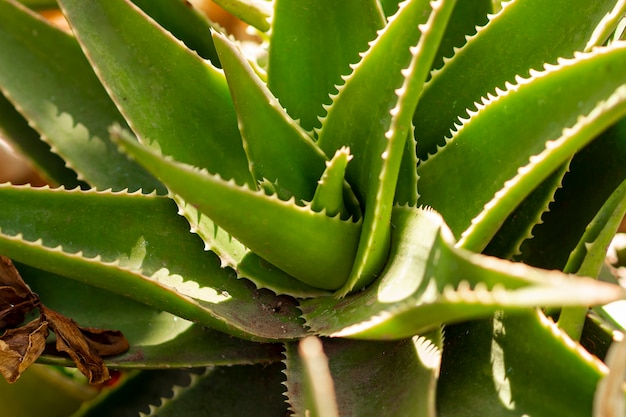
76 366 288 417
558 178 626 340
319 0 457 295
57 0 254 187
517 117 626 270
438 312 609 417
461 86 626 252
210 0 272 32
237 252 331 298
284 336 440 417
113 128 361 291
414 0 621 160
300 206 624 340
144 364 288 416
417 44 626 247
213 32 329 202
0 185 306 341
0 92 82 188
130 0 220 65
19 265 283 369
268 0 384 131
0 0 163 193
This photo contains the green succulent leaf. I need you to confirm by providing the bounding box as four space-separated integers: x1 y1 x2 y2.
318 0 457 295
438 312 610 417
112 127 361 291
517 117 626 270
57 0 254 188
268 0 385 131
19 265 283 369
418 44 626 249
414 0 623 160
212 31 329 203
301 206 624 339
0 0 162 193
72 364 289 417
284 335 441 417
0 185 306 341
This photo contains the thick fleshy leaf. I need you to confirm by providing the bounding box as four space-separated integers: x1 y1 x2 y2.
438 312 609 417
268 0 384 131
19 265 283 369
318 0 457 295
0 0 162 192
517 117 626 270
284 335 441 417
74 366 288 417
417 44 626 248
213 32 329 202
414 0 624 160
300 206 624 339
113 128 361 291
0 185 306 341
57 0 253 187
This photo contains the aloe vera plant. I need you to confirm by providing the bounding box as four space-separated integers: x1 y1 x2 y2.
2 0 626 415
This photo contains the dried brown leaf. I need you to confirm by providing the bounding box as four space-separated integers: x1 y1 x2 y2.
0 317 48 383
0 256 39 327
42 306 122 384
0 256 130 385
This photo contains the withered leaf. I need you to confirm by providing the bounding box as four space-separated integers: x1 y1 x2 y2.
42 306 122 385
0 256 39 328
0 256 129 385
0 317 48 383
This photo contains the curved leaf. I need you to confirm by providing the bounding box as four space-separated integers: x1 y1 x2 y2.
438 312 609 417
113 128 361 291
57 0 253 187
0 0 162 192
417 44 626 246
301 206 624 339
268 0 384 131
0 185 306 341
414 0 621 160
284 336 441 417
318 0 457 294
